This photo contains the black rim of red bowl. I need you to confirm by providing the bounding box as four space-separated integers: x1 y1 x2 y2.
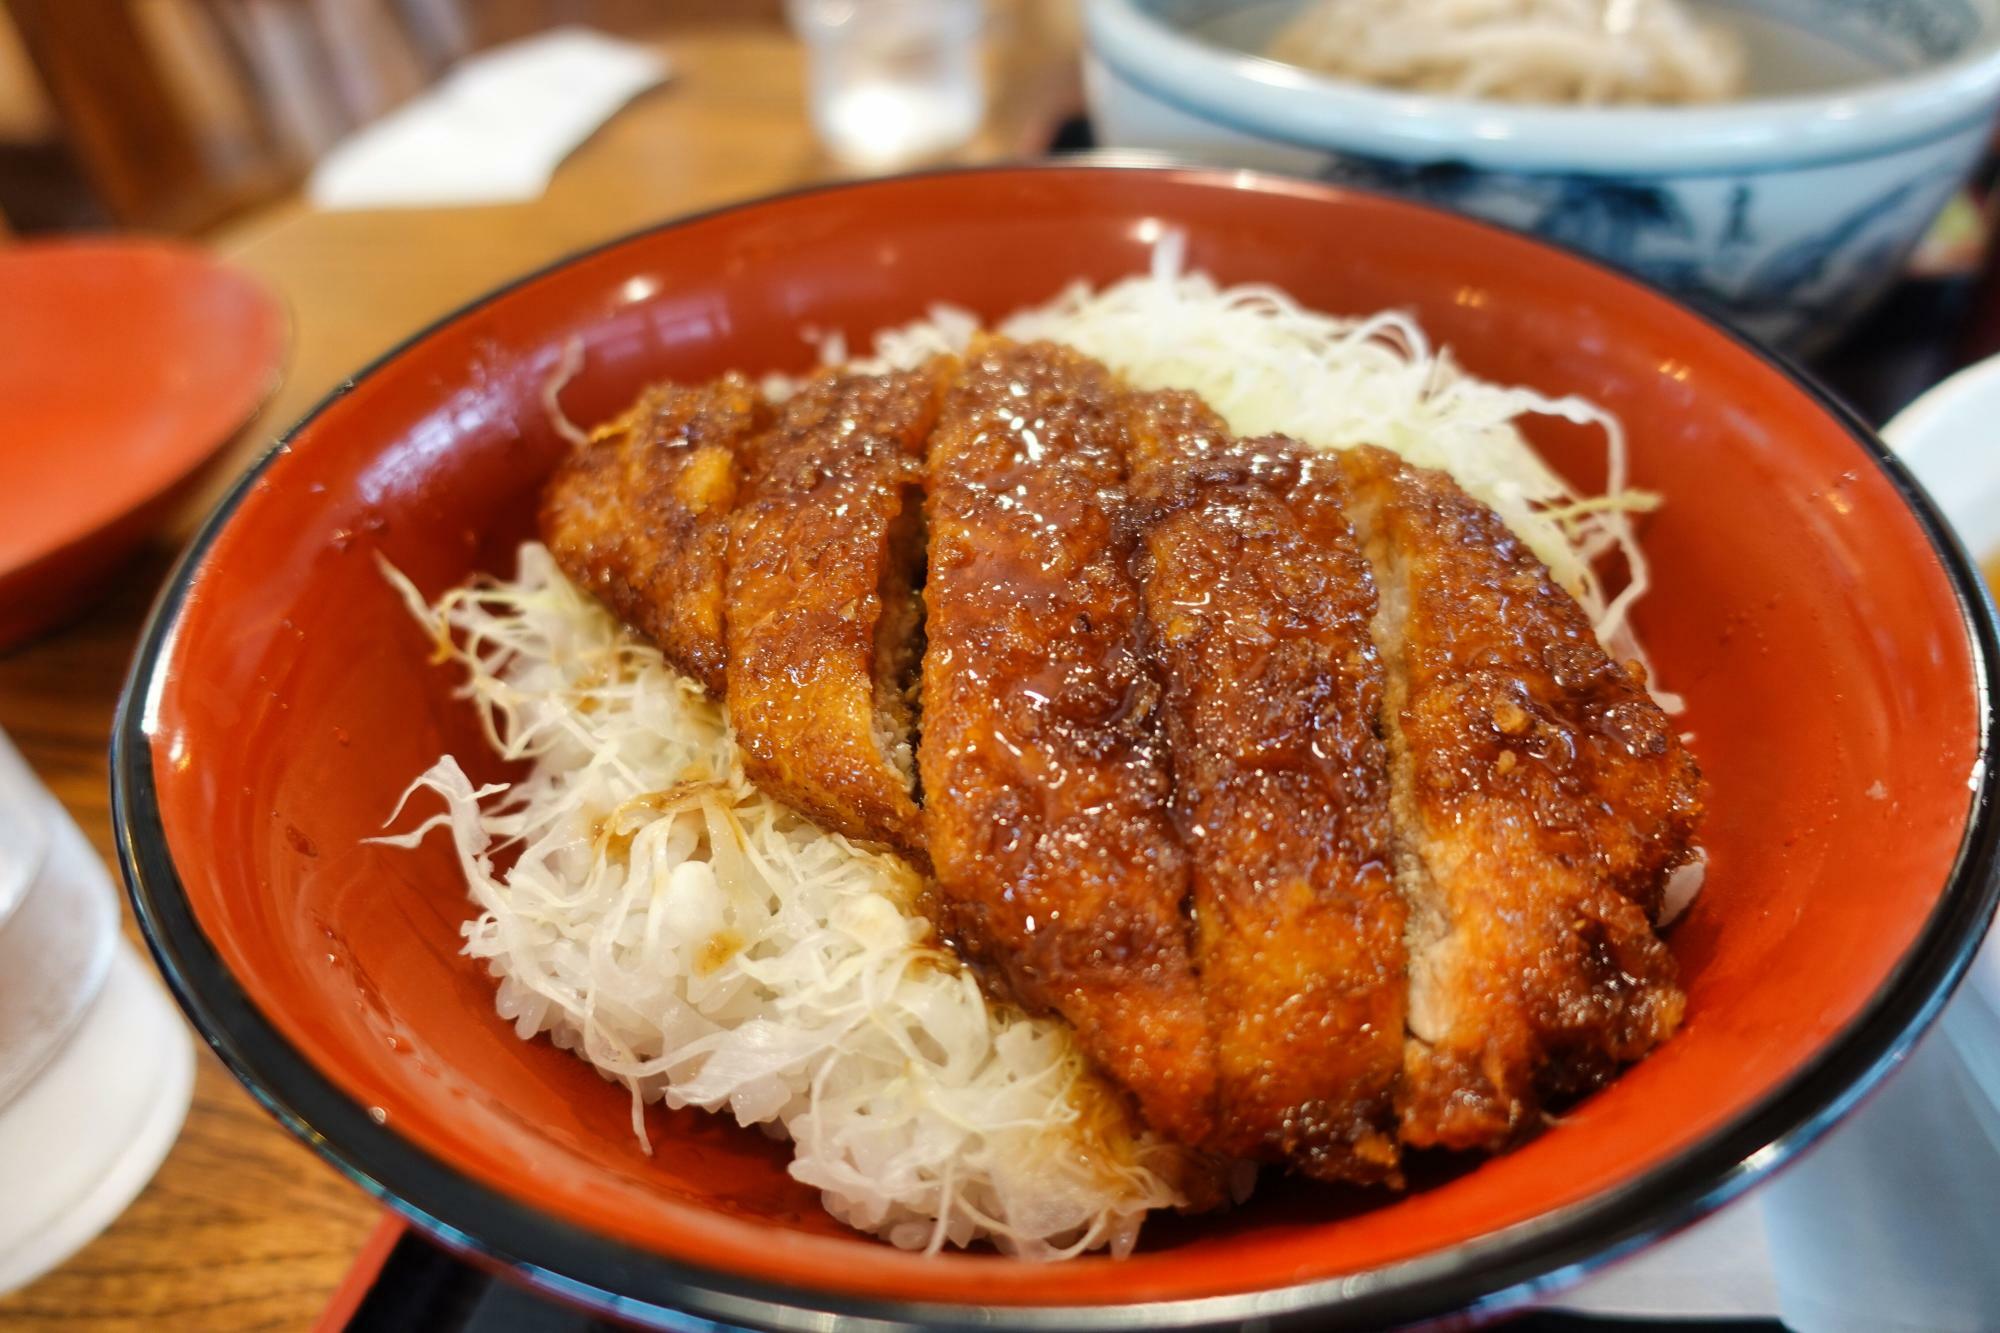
110 160 2000 1332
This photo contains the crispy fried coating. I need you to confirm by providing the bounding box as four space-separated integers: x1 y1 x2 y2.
725 365 950 856
1125 393 1407 1183
543 358 1702 1170
539 375 769 695
919 341 1218 1146
1337 444 1700 1152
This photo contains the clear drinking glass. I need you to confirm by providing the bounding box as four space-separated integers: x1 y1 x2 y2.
786 0 986 170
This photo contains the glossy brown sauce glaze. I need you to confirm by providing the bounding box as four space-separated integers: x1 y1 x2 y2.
918 339 1218 1147
540 375 769 695
544 356 1704 1176
1338 443 1700 1152
1124 391 1407 1183
726 363 951 857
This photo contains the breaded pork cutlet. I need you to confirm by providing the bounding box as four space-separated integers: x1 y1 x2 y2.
725 364 952 857
542 358 1703 1169
539 375 768 695
919 340 1219 1147
1124 391 1407 1184
1336 443 1701 1151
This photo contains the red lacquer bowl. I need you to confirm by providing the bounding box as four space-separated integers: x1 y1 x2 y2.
0 238 285 650
112 165 2000 1329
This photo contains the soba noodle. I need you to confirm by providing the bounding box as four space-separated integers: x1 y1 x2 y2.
1269 0 1746 105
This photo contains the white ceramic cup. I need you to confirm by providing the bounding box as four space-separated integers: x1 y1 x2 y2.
0 737 109 1108
0 729 50 931
0 731 194 1295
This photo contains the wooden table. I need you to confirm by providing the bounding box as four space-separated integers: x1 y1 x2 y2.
0 11 1077 1328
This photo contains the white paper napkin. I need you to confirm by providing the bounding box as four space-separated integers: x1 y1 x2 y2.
309 27 670 211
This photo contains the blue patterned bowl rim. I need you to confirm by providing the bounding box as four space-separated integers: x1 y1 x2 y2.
1086 0 2000 172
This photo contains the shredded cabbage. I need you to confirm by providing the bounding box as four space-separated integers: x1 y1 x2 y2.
377 548 1204 1259
841 233 1675 707
388 252 1677 1260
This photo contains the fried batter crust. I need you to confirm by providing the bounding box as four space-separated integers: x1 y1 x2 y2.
1338 444 1700 1151
726 365 950 856
1125 392 1407 1183
919 340 1218 1146
539 375 769 695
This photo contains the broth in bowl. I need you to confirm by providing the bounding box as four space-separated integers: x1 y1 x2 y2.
1209 0 1906 100
1085 0 2000 350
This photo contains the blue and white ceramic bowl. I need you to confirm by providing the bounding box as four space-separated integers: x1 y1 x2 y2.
1084 0 2000 351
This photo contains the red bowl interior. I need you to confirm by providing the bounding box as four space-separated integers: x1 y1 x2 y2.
0 239 285 649
130 168 1991 1317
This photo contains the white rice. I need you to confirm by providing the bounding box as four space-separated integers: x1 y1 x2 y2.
382 253 1664 1259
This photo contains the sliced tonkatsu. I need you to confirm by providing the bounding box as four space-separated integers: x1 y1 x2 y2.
540 375 768 696
919 340 1219 1147
1124 392 1407 1184
725 364 951 857
538 353 1704 1173
1336 443 1701 1152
